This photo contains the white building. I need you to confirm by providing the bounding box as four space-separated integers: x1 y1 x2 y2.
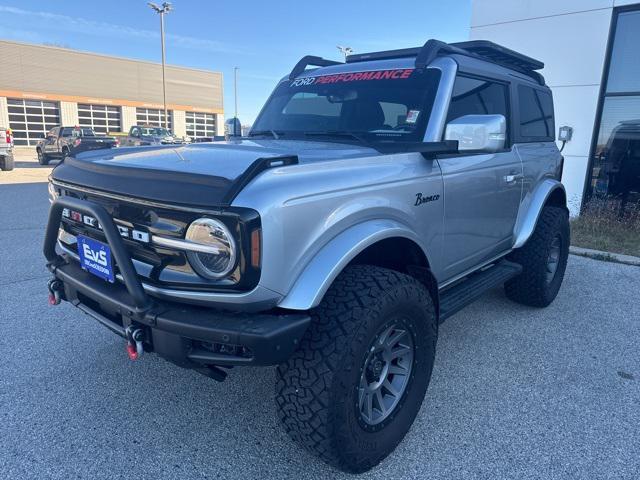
470 1 640 215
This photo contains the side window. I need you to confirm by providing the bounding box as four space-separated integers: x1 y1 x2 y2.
446 76 509 124
518 86 554 140
61 128 72 137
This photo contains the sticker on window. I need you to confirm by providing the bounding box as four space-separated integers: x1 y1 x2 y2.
406 110 420 124
291 69 414 87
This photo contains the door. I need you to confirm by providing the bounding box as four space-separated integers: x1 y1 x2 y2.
44 127 60 156
125 127 140 147
438 75 522 279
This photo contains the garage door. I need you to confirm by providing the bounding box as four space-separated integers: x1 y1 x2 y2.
78 104 121 134
136 108 173 130
186 112 216 139
7 99 60 146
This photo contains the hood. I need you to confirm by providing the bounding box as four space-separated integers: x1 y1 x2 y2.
51 139 380 208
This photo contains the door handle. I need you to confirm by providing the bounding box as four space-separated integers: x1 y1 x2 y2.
504 173 524 184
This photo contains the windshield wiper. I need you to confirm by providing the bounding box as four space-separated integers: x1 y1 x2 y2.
304 131 369 145
248 130 282 139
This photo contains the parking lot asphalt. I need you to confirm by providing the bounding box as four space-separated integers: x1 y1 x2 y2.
1 157 639 480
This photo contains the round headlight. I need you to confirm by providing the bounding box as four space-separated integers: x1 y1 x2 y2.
185 218 236 279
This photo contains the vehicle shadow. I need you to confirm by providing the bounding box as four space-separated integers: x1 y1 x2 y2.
13 159 61 169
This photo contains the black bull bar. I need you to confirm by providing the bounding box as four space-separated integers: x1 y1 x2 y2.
43 196 310 368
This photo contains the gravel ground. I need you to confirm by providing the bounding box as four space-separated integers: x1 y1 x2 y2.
1 166 639 479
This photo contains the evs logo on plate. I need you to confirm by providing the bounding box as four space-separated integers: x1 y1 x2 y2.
77 235 114 283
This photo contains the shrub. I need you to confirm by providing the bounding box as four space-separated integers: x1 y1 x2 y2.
571 197 640 257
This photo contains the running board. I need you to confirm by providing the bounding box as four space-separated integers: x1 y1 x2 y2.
439 260 522 322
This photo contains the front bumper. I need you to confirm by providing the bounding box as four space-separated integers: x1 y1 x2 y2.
44 197 310 367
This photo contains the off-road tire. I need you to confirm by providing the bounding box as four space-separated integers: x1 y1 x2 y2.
37 148 49 165
276 265 437 473
0 154 14 171
505 206 569 307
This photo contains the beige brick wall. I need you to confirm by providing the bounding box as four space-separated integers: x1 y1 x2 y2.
216 113 225 137
121 106 137 133
172 110 186 137
60 101 78 126
0 40 223 112
0 96 8 128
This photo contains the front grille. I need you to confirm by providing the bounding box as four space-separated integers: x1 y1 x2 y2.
54 184 260 293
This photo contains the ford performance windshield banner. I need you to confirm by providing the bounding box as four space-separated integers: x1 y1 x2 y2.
291 68 415 87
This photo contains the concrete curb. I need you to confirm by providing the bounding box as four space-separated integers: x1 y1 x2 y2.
570 246 640 267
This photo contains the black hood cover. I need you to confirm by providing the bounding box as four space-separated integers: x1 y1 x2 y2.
51 139 380 208
51 143 298 208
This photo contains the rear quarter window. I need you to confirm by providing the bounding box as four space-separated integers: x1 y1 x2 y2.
517 85 555 142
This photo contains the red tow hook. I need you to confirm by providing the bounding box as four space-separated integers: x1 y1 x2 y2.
126 343 139 361
125 326 145 361
47 279 62 306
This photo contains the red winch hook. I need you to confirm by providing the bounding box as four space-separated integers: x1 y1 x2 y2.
125 326 145 361
47 279 62 306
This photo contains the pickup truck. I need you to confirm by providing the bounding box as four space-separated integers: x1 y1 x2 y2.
36 127 118 165
0 127 14 171
119 125 184 147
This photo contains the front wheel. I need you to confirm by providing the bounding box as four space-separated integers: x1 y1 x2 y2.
505 206 570 307
276 265 437 473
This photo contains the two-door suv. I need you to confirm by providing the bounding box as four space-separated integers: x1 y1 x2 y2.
45 40 569 473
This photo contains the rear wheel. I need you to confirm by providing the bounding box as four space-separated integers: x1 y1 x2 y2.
37 148 49 165
276 265 437 473
505 206 570 307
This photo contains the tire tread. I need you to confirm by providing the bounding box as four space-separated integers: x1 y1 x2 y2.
276 265 436 472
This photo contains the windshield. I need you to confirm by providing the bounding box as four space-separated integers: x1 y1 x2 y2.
61 127 95 137
141 127 171 136
252 68 441 144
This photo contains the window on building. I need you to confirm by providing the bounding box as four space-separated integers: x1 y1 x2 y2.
136 108 173 131
605 10 640 93
7 99 60 146
588 8 640 217
78 104 121 134
517 86 554 141
185 112 217 139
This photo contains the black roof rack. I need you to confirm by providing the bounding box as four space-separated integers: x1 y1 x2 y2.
288 55 342 80
346 39 546 85
451 40 544 71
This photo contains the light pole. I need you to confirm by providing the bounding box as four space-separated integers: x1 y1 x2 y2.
148 2 172 130
233 66 239 134
337 45 354 61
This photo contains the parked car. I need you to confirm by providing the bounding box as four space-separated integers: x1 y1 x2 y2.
0 127 14 171
119 125 184 147
36 127 118 165
44 39 569 473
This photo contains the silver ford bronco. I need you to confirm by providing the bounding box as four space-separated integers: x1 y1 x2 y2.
44 40 569 473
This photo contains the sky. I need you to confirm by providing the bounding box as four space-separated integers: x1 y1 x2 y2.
0 0 472 124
